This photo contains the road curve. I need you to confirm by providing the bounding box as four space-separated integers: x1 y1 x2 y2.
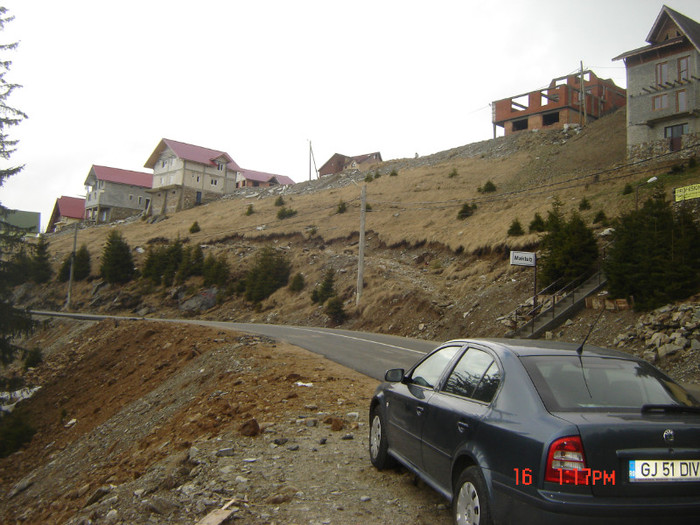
30 311 437 381
30 310 700 399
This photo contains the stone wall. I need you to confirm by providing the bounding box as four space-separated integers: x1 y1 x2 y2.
628 133 700 162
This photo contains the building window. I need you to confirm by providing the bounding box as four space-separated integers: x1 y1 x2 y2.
512 118 528 131
211 178 218 186
129 194 133 201
652 94 668 111
677 90 687 112
678 56 689 81
656 62 668 85
217 162 225 171
542 112 560 126
138 196 143 206
665 123 689 138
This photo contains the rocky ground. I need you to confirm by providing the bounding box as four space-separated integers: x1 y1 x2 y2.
1 319 452 525
2 294 699 525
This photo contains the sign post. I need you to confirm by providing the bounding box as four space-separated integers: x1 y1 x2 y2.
510 251 537 308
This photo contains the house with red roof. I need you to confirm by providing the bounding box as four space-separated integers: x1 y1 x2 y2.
318 152 382 177
235 168 295 189
144 138 242 214
84 165 153 223
47 196 85 233
144 138 295 214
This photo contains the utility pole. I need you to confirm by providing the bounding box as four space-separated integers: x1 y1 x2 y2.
308 141 318 181
580 61 587 127
356 184 367 306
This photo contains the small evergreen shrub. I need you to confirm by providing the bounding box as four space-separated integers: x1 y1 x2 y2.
337 200 347 214
457 203 477 220
325 296 347 325
0 411 36 458
189 221 201 234
289 273 305 292
23 347 43 370
529 213 546 233
478 181 497 193
579 197 591 211
622 183 633 195
58 244 91 282
245 204 254 216
244 246 291 303
277 207 297 220
373 171 381 179
364 174 374 183
593 210 608 225
507 219 524 236
389 169 398 177
203 253 230 287
448 168 458 178
274 196 285 207
312 269 336 305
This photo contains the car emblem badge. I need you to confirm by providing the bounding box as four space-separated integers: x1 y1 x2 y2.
663 429 675 445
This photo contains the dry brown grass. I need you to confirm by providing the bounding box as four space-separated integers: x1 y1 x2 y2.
44 108 693 277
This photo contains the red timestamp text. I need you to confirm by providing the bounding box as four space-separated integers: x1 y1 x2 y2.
514 468 616 485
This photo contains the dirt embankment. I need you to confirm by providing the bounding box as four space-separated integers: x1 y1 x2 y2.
1 319 452 525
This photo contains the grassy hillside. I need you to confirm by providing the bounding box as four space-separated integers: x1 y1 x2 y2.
36 107 700 342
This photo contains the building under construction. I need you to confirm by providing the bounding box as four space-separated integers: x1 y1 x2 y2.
492 70 626 137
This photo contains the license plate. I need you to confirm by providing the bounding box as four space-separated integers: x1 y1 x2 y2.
629 460 700 482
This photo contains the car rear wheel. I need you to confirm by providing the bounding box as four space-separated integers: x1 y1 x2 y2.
369 408 395 469
453 466 492 525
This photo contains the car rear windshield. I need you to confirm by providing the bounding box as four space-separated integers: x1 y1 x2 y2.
521 356 700 412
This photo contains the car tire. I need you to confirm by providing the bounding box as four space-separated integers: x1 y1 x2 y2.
453 466 492 525
369 407 396 470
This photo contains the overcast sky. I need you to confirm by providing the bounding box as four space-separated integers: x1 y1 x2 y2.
1 0 699 231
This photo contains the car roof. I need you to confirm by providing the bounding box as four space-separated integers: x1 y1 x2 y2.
442 338 639 360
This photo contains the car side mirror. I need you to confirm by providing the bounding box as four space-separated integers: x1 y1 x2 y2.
385 368 405 382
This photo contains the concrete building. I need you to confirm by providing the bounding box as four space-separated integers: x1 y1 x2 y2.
84 165 152 223
1 209 40 235
47 196 85 233
614 6 700 159
144 139 242 215
492 71 626 136
318 152 383 177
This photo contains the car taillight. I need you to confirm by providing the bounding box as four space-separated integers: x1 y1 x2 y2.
545 435 587 484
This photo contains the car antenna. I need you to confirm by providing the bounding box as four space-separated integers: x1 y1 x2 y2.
576 306 606 356
576 306 606 398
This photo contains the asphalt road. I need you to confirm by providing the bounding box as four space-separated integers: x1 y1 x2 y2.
30 311 438 381
30 311 700 398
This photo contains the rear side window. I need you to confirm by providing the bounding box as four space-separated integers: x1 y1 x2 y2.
521 356 700 412
410 345 461 389
443 348 501 403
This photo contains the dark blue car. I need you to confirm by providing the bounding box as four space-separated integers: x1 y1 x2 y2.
368 339 700 525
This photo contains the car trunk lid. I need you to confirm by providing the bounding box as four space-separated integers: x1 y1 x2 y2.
554 411 700 496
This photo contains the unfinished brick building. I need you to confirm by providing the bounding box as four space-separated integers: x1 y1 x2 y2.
492 71 626 136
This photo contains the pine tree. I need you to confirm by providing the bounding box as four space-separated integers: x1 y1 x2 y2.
30 235 52 284
0 8 32 364
604 195 700 310
100 231 135 284
58 244 91 282
539 206 599 288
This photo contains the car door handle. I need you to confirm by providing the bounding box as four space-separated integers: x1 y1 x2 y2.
416 406 425 416
457 421 470 433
